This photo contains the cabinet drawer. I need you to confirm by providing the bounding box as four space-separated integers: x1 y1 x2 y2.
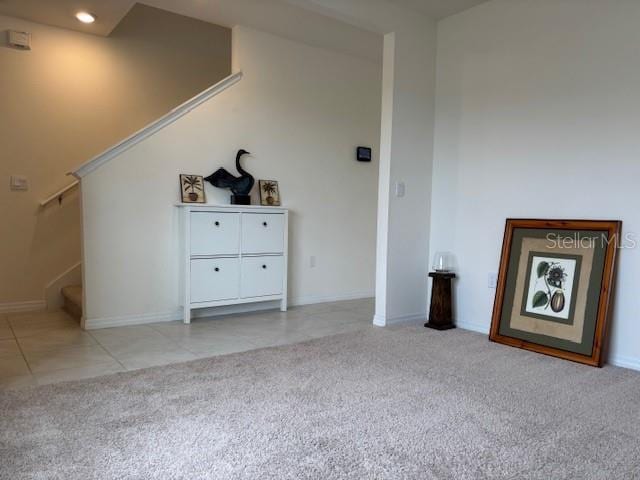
190 258 239 303
241 213 285 254
190 212 240 256
240 256 284 298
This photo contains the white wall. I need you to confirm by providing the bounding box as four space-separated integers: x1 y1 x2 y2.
81 26 381 325
287 0 438 326
431 0 640 369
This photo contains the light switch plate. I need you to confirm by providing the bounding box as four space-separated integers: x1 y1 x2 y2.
395 181 406 198
10 175 28 191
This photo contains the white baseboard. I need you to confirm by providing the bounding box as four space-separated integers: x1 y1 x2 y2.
388 313 426 325
607 354 640 372
84 310 182 330
456 320 640 372
84 292 375 330
289 291 374 307
373 312 426 327
456 320 490 335
0 300 46 314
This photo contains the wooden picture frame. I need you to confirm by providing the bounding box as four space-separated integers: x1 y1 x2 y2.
259 180 280 206
490 219 621 367
180 174 206 204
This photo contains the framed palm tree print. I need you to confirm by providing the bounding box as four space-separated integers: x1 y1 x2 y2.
180 174 206 203
490 219 621 367
259 180 280 206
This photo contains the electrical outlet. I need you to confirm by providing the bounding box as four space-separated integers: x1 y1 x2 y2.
310 256 316 268
488 272 498 289
395 181 406 198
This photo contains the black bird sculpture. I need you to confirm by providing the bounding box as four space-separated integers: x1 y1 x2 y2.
205 149 255 205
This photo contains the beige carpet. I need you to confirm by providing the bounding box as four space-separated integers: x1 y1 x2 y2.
1 324 639 479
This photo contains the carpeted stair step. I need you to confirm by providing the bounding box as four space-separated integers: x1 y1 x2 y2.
61 285 82 321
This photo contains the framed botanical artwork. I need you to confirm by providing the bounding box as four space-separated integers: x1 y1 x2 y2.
180 174 206 204
490 219 621 367
259 180 280 206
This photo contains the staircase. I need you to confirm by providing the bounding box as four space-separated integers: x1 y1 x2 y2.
50 73 242 328
61 285 83 320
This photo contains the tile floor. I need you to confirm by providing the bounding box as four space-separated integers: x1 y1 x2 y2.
0 298 374 389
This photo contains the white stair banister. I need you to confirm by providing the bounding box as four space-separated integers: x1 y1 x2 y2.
70 72 243 179
40 180 79 207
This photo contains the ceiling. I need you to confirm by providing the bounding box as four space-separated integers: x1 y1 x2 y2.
0 0 134 36
0 0 492 38
0 0 491 60
0 0 384 61
385 0 489 19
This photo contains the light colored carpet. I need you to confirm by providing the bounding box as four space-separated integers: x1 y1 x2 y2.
1 324 639 479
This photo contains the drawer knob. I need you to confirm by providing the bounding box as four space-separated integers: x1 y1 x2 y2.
214 267 220 272
214 221 220 227
262 265 267 269
263 222 268 227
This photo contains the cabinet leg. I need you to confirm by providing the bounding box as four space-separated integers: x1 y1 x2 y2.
280 298 288 312
183 307 191 325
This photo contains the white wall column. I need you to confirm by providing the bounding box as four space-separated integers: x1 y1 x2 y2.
373 32 395 326
374 26 437 326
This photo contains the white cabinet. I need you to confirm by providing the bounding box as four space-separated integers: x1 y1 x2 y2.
190 258 240 303
241 213 285 254
190 212 240 256
178 204 288 324
240 256 284 298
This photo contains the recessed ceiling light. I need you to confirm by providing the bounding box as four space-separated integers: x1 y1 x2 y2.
75 12 96 24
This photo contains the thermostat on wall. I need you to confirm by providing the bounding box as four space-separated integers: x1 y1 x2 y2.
8 30 31 50
357 146 372 162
